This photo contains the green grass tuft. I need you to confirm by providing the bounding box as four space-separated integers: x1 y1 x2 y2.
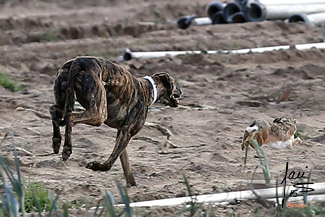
40 31 57 42
322 23 325 42
24 182 51 213
0 73 22 92
295 129 311 140
251 139 271 185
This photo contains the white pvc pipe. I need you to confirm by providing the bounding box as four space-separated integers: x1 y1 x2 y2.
246 3 325 21
268 194 325 204
119 42 325 61
176 16 212 29
254 0 325 5
288 12 325 27
89 194 325 211
119 182 325 207
192 17 212 26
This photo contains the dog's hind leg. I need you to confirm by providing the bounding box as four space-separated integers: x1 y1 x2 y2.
70 78 107 126
62 84 107 161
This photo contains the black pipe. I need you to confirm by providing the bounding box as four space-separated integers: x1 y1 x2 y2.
206 2 224 19
235 0 248 7
245 3 266 21
211 11 227 24
288 14 308 23
176 15 196 29
228 11 247 23
223 2 243 20
123 48 133 61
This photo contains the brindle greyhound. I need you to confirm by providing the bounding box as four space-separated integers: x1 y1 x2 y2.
49 56 182 186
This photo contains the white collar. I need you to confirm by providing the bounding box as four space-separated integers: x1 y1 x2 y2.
144 76 158 105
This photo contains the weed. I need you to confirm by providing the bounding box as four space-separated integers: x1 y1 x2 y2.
172 175 203 217
0 132 57 217
251 139 271 185
0 73 22 92
0 132 136 217
0 134 24 217
40 31 57 42
134 38 150 46
314 205 325 215
322 23 325 42
243 132 271 185
24 182 51 213
295 129 311 140
258 108 266 113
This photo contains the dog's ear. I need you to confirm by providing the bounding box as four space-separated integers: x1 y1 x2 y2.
155 72 173 90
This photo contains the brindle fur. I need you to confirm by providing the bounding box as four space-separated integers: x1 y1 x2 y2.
50 56 182 186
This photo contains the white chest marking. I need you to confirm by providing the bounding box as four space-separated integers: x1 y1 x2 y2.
246 124 259 133
265 135 294 149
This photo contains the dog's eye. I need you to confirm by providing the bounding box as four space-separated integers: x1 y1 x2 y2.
172 93 181 99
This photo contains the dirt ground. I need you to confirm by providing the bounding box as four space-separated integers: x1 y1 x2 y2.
1 0 325 216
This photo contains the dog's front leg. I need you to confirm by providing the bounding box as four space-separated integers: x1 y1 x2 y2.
62 113 73 161
50 105 63 154
120 149 136 187
86 128 131 171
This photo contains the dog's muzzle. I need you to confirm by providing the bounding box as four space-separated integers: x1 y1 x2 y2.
169 93 181 107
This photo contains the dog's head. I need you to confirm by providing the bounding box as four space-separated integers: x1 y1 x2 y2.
153 72 182 107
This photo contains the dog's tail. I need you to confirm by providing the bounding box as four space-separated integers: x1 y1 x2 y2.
59 59 80 126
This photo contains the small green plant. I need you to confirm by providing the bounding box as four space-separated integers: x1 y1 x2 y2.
314 205 325 215
24 182 51 213
40 31 57 42
0 132 25 217
183 175 201 217
258 108 266 113
172 175 203 217
251 139 271 185
322 23 325 42
90 182 132 217
0 132 138 217
0 73 22 92
243 132 271 185
294 129 311 140
0 132 60 217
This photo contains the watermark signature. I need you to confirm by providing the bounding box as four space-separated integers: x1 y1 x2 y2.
280 161 314 208
287 202 308 208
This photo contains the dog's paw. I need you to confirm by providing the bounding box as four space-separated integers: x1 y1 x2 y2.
62 148 72 161
86 161 111 171
52 137 61 154
86 161 100 171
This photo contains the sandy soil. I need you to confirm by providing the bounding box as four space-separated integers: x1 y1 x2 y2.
1 0 325 216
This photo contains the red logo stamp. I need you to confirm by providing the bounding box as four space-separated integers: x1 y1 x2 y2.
287 202 308 208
